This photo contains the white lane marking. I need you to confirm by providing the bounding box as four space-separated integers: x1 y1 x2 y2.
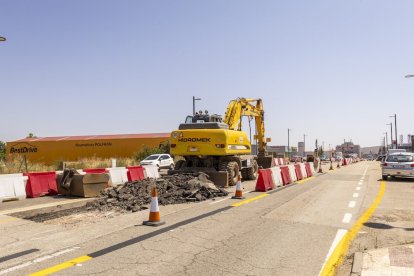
0 247 79 275
356 187 361 191
358 182 363 186
353 193 359 198
348 201 356 208
319 229 347 275
209 196 231 205
342 213 352 224
209 190 252 205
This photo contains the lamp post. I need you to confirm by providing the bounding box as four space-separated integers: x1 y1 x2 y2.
192 96 201 116
390 114 397 149
387 123 393 149
405 75 414 78
0 37 6 42
384 132 388 152
303 134 307 158
287 128 292 158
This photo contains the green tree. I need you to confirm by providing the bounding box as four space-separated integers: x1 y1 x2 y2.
318 146 324 157
0 141 6 161
27 133 37 138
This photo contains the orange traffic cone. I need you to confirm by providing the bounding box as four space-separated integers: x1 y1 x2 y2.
143 186 165 227
232 175 245 199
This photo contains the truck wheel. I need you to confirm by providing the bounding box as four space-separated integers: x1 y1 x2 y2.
219 161 239 186
382 175 387 180
247 160 258 180
241 168 248 181
174 160 185 170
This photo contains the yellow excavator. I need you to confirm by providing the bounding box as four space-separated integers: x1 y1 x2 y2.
169 97 273 186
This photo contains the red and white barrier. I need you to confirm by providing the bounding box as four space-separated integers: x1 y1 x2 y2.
288 165 298 182
255 169 275 192
270 167 283 187
299 163 308 178
107 167 128 186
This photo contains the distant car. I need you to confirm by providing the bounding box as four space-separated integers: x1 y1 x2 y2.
140 154 174 171
382 152 414 180
290 156 302 162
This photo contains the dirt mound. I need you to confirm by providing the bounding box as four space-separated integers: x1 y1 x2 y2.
86 173 228 212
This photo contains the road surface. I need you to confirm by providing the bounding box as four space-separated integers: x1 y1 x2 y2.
0 161 381 275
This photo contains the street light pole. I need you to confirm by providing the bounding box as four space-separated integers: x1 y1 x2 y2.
287 128 292 158
303 134 307 158
390 114 397 149
192 96 201 116
384 131 388 152
387 123 393 149
0 37 5 42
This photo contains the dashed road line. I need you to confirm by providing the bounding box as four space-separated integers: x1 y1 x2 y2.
356 187 361 191
320 181 386 276
353 193 359 198
342 213 352 224
348 201 356 208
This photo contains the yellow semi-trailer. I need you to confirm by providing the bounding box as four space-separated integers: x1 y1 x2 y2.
7 133 170 165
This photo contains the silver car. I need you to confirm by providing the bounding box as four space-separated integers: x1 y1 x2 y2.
382 152 414 180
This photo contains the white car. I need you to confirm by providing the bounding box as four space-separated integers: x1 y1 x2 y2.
382 152 414 180
140 154 175 170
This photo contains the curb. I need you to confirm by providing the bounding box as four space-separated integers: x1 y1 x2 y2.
351 251 363 275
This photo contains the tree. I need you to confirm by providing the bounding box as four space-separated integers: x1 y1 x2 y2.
27 133 37 138
0 141 6 161
133 145 164 162
318 146 324 157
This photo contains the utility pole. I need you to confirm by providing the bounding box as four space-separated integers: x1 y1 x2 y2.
387 123 393 149
192 96 201 116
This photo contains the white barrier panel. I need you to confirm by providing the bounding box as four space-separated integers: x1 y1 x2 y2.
288 165 297 182
310 164 316 175
270 167 283 187
273 158 279 166
107 167 128 186
299 163 308 178
0 174 27 202
143 165 160 179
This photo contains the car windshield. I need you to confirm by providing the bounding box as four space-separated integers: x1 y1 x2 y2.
386 155 413 163
144 155 160 161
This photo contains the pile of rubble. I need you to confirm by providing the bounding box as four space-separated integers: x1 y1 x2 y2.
86 173 228 213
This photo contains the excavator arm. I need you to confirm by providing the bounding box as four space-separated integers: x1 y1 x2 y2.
223 98 269 157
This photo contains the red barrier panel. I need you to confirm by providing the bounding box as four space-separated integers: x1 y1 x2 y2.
83 168 108 174
127 166 145 181
305 163 313 177
255 169 275 192
294 164 303 180
24 172 58 198
280 166 292 185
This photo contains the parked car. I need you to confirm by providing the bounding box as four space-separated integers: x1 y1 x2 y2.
382 152 414 180
140 154 175 171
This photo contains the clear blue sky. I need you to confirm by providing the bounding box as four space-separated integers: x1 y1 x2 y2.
1 0 414 149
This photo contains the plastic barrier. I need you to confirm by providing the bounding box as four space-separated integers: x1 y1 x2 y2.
107 167 128 186
310 164 316 175
0 174 28 202
280 166 292 185
83 168 108 174
299 163 308 178
126 166 146 181
273 158 279 166
24 172 58 198
255 169 275 192
143 165 160 179
270 167 283 187
288 165 298 182
304 163 313 177
294 164 303 180
279 158 285 166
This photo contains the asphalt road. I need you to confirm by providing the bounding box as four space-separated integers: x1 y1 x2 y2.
0 161 378 276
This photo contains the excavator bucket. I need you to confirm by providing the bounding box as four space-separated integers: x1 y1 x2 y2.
257 156 274 169
57 172 110 197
